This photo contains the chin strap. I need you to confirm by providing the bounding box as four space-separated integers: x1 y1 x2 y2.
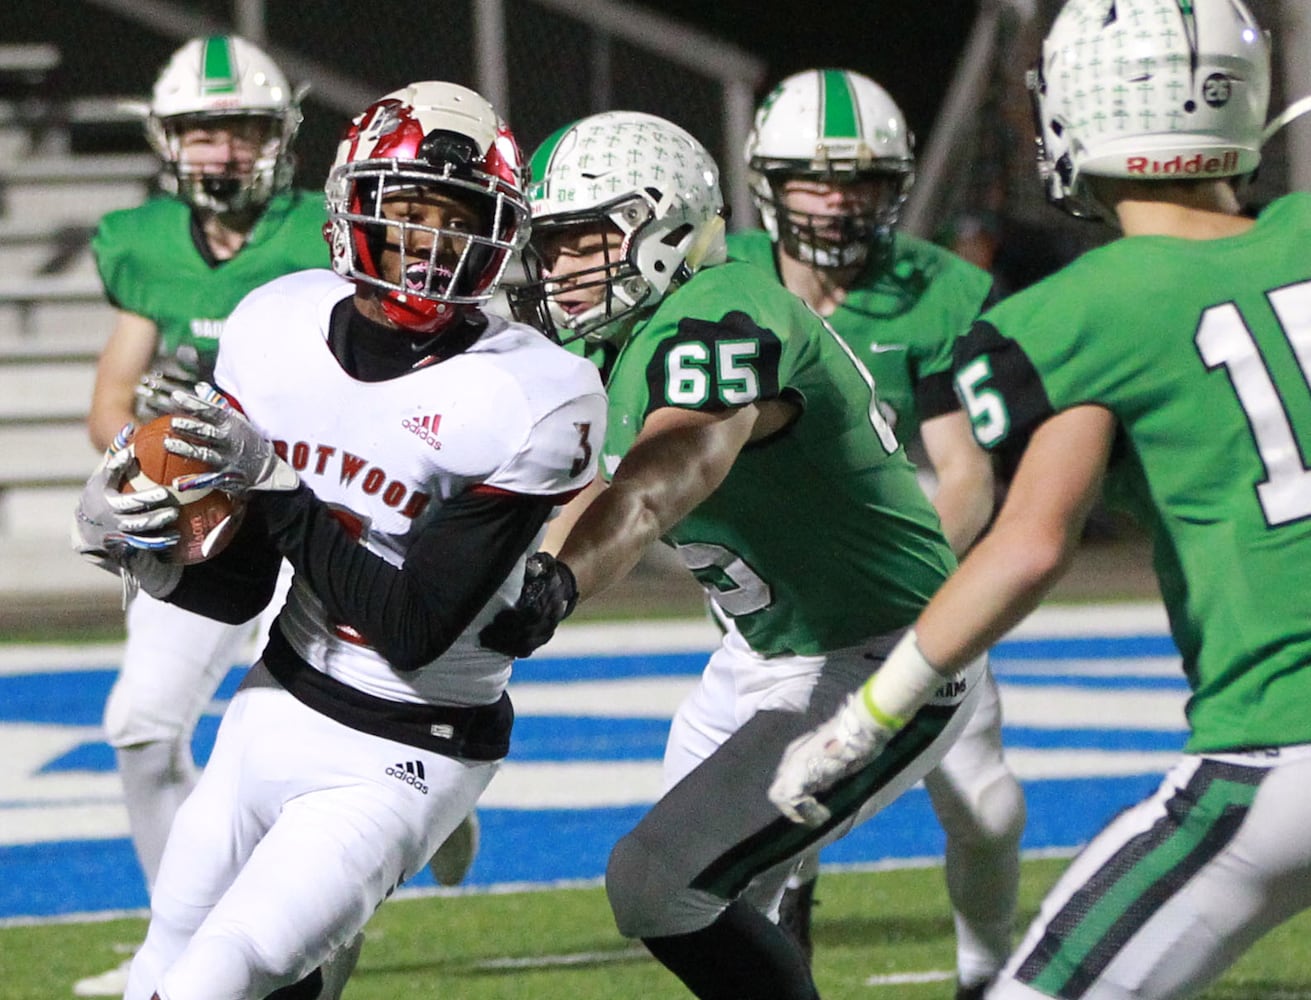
684 215 728 272
1263 95 1311 145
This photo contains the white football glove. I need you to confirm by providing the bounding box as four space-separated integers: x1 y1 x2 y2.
163 382 299 495
768 691 896 827
72 425 183 601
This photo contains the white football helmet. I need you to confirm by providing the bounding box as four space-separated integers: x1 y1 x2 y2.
325 81 530 335
515 111 726 344
146 35 302 214
745 68 914 269
1029 0 1270 218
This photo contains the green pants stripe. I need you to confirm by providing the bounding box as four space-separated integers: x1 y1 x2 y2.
1017 759 1264 999
690 704 956 899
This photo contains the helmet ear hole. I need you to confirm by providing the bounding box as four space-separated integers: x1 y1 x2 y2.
661 224 693 249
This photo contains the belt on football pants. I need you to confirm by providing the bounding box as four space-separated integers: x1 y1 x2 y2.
261 623 513 761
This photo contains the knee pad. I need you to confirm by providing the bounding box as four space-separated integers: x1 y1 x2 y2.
168 930 319 1000
607 831 666 937
103 676 190 748
606 831 726 939
934 767 1027 850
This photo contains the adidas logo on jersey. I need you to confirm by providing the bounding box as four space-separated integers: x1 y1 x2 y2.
386 760 430 794
402 412 444 451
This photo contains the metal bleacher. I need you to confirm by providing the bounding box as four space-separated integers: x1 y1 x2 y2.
0 44 148 625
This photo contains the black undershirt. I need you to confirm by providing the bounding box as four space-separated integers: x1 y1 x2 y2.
167 301 555 670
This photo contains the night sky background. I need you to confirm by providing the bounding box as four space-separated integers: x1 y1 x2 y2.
650 0 981 146
1 0 984 193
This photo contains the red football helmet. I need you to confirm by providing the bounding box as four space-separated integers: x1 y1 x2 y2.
325 82 530 335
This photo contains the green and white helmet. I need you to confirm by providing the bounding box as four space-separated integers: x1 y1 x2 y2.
146 35 302 214
744 68 914 269
517 111 726 343
1030 0 1270 218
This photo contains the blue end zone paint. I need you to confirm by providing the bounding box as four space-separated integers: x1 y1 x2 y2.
0 625 1187 921
36 717 1188 775
992 635 1179 660
526 651 709 681
1002 727 1185 752
40 716 226 774
0 668 249 727
0 671 115 725
518 634 1182 682
994 674 1187 690
0 775 1165 920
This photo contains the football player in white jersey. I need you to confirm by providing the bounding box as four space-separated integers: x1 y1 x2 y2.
76 37 327 997
74 81 606 1000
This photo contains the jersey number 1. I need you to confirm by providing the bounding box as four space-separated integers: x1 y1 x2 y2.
1195 283 1311 526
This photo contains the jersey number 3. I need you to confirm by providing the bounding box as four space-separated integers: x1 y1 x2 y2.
1196 282 1311 527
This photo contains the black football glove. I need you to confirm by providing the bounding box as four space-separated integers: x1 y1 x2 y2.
479 552 578 658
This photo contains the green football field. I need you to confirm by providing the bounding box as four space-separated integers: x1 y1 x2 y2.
9 857 1311 998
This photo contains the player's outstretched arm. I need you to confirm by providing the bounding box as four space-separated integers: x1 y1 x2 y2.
559 403 759 599
480 404 761 659
770 404 1116 824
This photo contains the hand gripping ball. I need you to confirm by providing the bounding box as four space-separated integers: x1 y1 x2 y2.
124 414 245 565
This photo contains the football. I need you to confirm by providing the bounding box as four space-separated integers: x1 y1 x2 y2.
123 414 245 565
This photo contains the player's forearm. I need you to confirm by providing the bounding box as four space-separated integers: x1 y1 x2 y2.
87 382 139 452
914 404 1111 669
853 515 1068 737
260 486 552 670
557 482 665 600
560 408 749 600
542 477 605 556
920 410 995 556
932 477 995 557
916 516 1071 671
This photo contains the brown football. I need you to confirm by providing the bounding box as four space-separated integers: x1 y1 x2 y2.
123 414 245 565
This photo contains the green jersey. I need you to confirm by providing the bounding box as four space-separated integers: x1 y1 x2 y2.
91 190 328 381
954 192 1311 753
726 229 993 444
602 259 955 656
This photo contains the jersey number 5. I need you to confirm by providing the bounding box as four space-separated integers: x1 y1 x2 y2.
1195 283 1311 527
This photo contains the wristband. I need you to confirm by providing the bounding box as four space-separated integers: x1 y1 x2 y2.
857 629 946 730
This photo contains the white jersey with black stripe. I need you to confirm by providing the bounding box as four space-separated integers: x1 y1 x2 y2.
215 268 607 706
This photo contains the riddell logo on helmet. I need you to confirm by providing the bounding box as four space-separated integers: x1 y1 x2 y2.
1125 151 1240 176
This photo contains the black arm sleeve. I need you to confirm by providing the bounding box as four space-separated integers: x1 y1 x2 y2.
914 369 961 422
164 505 283 623
252 484 555 671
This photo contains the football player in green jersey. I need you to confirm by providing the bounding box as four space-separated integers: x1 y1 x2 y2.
77 36 330 998
771 2 1311 997
481 110 985 1000
731 68 1024 997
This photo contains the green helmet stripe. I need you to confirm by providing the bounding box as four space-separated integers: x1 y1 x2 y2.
820 69 860 140
528 121 577 195
200 36 238 96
